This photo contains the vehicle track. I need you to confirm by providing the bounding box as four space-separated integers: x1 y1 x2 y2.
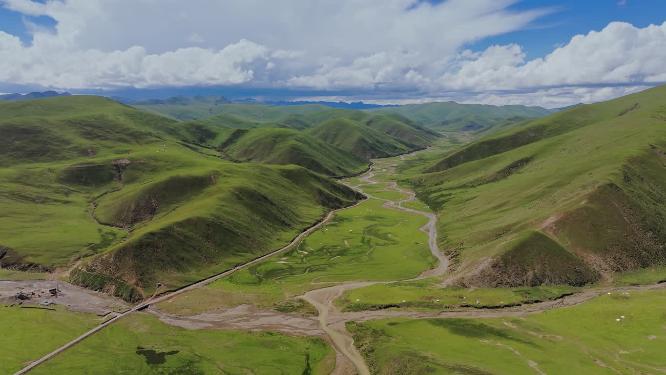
301 153 449 375
15 149 666 375
13 193 367 375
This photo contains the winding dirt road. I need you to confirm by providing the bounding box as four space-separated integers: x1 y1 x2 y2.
301 154 450 375
13 192 367 375
13 150 447 375
12 149 666 375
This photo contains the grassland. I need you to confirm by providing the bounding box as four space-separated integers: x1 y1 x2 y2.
134 96 551 136
219 128 367 176
350 287 666 374
136 99 332 123
0 306 100 374
0 96 362 301
308 118 413 160
338 281 575 311
372 102 550 132
614 266 666 286
159 197 435 315
202 112 438 167
142 106 436 176
0 268 48 280
32 313 334 375
410 85 666 287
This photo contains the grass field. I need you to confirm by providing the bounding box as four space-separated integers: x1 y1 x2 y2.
339 281 575 311
219 127 368 176
371 102 550 132
614 266 666 286
0 269 49 280
350 287 666 374
33 313 334 375
0 306 100 374
160 195 435 315
400 198 431 212
360 183 409 201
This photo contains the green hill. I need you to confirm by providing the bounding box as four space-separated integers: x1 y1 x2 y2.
174 109 436 175
308 117 434 160
0 96 361 300
365 113 438 148
373 102 551 132
218 128 366 176
135 97 333 124
411 85 666 287
132 96 230 120
163 116 370 176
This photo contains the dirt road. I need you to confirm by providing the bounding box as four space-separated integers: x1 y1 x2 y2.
12 194 367 375
13 149 666 375
300 156 450 375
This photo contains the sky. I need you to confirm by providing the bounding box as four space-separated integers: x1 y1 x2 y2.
0 0 665 107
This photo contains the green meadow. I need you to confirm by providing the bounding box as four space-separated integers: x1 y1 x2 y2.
359 183 409 202
614 266 666 286
160 197 435 315
0 306 100 374
339 281 575 311
0 96 361 300
0 268 49 280
350 287 666 374
33 313 334 375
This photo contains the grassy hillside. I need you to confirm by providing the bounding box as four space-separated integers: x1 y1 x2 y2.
373 101 551 132
0 96 361 301
411 85 666 287
136 96 550 134
175 111 437 175
365 113 438 148
132 96 231 120
218 128 366 176
135 97 333 123
308 117 432 160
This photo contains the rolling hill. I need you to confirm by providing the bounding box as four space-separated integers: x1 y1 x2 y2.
174 109 438 175
308 116 436 160
373 101 551 132
0 91 71 101
134 97 334 123
411 85 666 287
217 128 367 176
0 96 361 300
135 95 551 135
130 96 231 120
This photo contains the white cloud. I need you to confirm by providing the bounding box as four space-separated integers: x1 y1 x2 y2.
0 32 268 88
440 21 666 91
0 0 544 89
0 1 664 107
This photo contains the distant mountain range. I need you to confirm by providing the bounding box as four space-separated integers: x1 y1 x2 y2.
2 92 552 133
131 94 552 133
123 95 390 110
0 91 71 101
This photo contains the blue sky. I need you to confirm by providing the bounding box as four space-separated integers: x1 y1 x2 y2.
471 0 666 58
0 0 665 107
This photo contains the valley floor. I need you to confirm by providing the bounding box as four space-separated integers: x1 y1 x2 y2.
3 148 666 374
